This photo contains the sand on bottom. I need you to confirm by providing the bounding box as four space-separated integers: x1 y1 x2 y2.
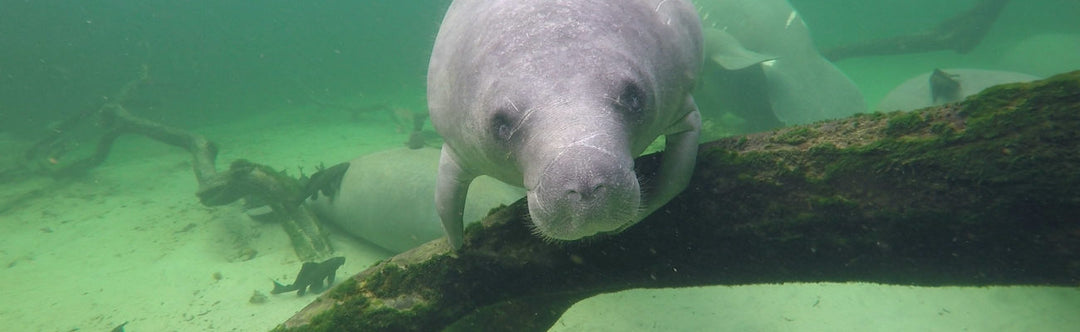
553 284 1079 332
1 104 1077 331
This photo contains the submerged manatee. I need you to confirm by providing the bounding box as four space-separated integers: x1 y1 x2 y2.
876 68 1041 111
428 0 705 248
307 148 522 253
695 0 867 126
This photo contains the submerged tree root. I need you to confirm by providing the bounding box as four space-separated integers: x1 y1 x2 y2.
20 67 333 261
275 71 1080 332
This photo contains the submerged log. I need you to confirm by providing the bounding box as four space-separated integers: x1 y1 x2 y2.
822 0 1010 61
18 67 333 261
275 71 1080 331
21 65 219 185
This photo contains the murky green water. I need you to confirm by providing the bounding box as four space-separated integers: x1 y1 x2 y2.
1 1 1077 331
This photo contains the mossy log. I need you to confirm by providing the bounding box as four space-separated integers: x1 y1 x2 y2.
275 72 1080 331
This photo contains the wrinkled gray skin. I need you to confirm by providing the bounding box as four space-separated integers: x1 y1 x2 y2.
428 0 704 249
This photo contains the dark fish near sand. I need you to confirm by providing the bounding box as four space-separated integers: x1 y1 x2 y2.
271 256 345 296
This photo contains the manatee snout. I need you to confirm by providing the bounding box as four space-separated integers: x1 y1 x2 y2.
528 144 640 240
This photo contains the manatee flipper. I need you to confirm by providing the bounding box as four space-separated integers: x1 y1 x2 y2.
703 28 777 70
760 55 867 124
636 98 701 223
436 144 476 250
698 54 784 133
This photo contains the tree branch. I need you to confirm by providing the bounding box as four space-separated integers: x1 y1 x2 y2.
822 0 1010 61
19 67 333 261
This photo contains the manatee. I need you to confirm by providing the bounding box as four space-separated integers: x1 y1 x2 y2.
306 148 523 253
694 0 867 127
876 68 1041 111
427 0 704 248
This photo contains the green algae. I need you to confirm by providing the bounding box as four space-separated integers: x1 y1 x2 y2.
772 126 817 145
883 111 927 137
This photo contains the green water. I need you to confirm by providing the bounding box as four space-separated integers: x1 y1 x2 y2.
1 1 1077 331
2 0 1078 131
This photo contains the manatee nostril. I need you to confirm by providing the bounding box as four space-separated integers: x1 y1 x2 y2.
566 189 582 202
565 181 608 202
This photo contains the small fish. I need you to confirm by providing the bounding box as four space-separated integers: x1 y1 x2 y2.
111 321 128 332
271 256 345 296
303 163 350 202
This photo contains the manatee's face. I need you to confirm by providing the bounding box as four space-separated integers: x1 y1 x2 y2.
486 76 655 241
524 136 643 241
427 0 703 242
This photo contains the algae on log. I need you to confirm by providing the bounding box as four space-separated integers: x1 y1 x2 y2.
276 72 1080 331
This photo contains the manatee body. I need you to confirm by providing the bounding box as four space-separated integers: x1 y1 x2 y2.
428 0 704 248
307 148 522 253
876 68 1041 111
695 0 867 127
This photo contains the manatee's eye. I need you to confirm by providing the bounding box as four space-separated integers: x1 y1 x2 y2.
614 82 646 120
491 111 514 142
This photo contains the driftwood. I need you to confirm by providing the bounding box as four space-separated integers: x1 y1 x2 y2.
21 65 218 185
38 103 221 185
822 0 1010 61
274 71 1080 331
196 160 334 261
19 67 333 260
